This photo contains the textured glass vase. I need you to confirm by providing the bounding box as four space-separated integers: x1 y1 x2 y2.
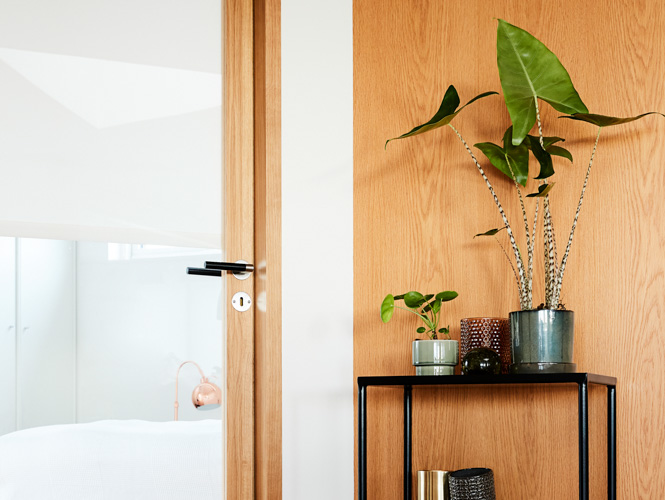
460 318 510 374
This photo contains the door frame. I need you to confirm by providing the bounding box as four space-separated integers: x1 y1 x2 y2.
225 0 281 498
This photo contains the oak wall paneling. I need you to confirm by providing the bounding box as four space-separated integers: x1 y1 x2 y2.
353 1 665 498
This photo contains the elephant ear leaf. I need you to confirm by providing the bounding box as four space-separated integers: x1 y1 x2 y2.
526 182 555 198
497 19 588 146
386 86 497 148
560 111 665 127
474 227 506 238
502 126 529 185
547 145 573 162
526 135 572 161
474 141 507 172
540 136 566 148
527 136 555 180
475 127 528 186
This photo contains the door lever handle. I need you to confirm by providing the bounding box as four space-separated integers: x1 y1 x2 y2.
186 260 253 280
204 261 254 273
186 267 222 277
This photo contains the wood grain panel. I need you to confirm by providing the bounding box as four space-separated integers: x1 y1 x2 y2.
226 0 255 498
254 0 282 498
354 1 665 498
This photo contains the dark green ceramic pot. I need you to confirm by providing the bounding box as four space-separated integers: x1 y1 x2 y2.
510 310 576 374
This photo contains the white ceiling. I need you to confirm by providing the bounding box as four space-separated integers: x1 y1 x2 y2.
0 0 224 248
0 48 222 128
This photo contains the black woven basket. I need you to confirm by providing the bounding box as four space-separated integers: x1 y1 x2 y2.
449 468 495 500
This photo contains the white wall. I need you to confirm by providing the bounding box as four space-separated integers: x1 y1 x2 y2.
282 1 354 498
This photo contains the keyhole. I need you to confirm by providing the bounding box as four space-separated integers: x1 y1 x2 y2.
231 292 251 312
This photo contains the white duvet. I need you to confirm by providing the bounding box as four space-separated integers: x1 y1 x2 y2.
0 420 222 500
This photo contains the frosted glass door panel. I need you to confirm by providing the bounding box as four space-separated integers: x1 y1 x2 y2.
0 238 16 435
17 239 76 430
0 0 223 248
75 242 223 423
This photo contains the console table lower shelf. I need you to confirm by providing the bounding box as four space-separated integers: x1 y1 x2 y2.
357 373 617 500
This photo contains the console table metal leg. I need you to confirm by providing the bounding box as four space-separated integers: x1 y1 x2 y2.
404 385 412 500
579 381 589 500
359 384 367 500
608 385 616 500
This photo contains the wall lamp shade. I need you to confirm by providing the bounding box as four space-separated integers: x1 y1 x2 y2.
174 361 222 421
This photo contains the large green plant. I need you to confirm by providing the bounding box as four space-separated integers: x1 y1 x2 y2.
386 19 663 311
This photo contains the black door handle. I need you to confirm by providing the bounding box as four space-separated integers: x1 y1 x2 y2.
204 261 254 273
186 260 254 277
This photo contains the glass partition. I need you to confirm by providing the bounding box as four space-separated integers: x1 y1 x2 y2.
0 1 225 498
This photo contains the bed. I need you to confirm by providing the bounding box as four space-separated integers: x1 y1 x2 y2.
0 420 223 500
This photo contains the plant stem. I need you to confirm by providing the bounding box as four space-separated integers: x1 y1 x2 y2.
529 200 539 306
553 126 602 305
394 305 430 326
543 196 557 308
495 235 522 303
449 124 528 310
506 156 533 307
535 100 557 308
535 98 545 149
428 304 437 339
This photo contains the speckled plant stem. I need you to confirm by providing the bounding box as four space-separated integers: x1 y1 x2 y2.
553 126 602 306
506 157 533 308
535 100 557 308
450 124 528 309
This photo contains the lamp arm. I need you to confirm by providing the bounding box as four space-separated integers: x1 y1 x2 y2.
174 360 208 421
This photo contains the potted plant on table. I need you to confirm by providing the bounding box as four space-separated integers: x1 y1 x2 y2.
381 291 459 375
385 20 663 373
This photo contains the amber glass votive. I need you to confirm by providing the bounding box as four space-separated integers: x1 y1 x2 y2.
460 318 510 374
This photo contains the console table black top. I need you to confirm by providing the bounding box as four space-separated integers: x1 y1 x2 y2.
358 372 616 387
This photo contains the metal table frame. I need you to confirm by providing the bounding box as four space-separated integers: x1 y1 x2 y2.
357 373 617 500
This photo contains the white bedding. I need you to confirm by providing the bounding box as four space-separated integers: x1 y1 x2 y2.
0 420 222 500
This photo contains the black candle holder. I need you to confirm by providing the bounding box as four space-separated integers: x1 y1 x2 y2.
449 468 495 500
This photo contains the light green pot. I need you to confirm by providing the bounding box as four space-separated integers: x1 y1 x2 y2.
412 339 459 375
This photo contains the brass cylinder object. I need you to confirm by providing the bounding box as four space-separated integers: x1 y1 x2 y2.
417 470 450 500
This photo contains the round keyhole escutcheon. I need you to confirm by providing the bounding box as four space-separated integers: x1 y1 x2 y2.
231 291 252 312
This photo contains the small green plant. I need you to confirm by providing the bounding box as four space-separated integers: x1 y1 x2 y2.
381 291 458 339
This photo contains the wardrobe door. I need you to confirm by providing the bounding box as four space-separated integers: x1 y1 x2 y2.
17 238 76 430
0 237 16 436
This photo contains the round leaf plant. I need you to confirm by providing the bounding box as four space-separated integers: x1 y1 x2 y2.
381 291 458 340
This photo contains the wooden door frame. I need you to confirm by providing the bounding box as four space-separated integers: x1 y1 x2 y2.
225 0 281 498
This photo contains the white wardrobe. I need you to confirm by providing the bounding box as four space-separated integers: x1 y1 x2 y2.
0 237 76 435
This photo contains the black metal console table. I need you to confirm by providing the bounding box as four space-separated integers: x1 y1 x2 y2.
357 373 617 500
